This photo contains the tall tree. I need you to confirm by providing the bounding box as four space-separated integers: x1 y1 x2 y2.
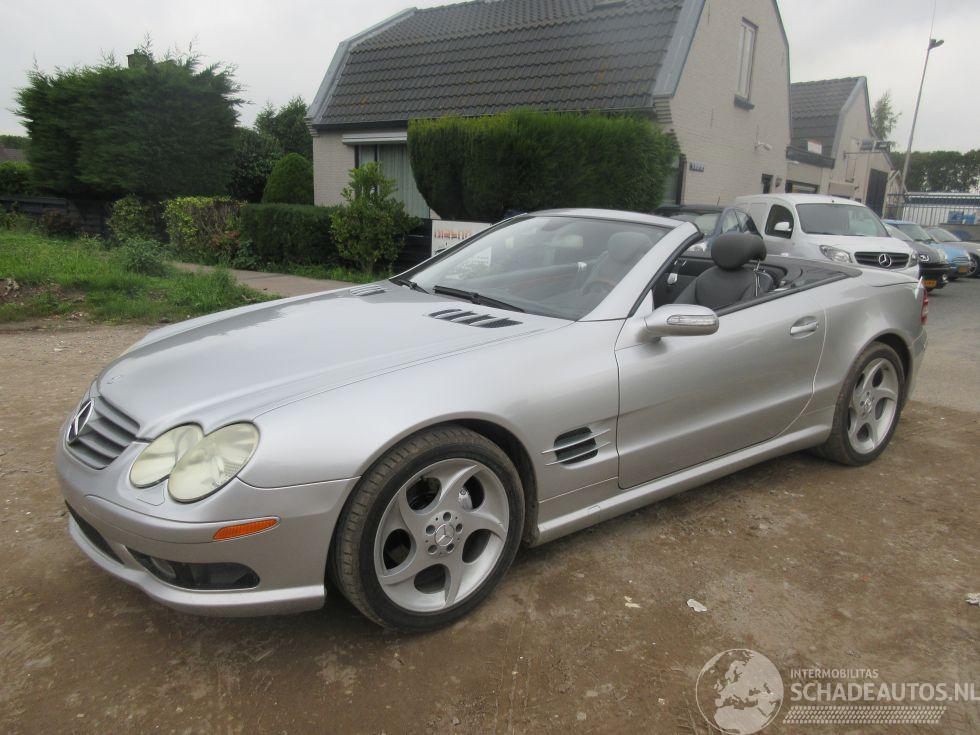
871 91 900 143
227 127 282 202
17 44 241 198
892 150 980 192
255 97 312 160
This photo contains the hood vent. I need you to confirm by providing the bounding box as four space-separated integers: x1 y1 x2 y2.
545 427 611 466
349 284 387 297
428 308 521 328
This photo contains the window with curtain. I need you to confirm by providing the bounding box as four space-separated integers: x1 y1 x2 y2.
354 144 429 218
736 20 757 100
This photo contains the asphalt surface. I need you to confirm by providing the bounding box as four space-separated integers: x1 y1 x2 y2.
0 278 977 734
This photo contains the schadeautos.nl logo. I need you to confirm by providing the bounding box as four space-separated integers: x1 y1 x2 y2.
695 649 978 733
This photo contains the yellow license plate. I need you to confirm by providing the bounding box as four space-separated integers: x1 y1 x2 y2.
958 266 969 273
923 279 937 288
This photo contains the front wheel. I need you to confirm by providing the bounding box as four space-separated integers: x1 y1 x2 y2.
968 254 979 278
331 425 524 630
814 343 906 466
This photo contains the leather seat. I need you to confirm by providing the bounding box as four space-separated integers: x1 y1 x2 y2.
674 233 773 310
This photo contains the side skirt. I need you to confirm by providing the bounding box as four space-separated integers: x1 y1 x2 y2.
531 419 831 547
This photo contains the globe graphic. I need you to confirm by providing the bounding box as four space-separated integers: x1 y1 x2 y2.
695 649 783 735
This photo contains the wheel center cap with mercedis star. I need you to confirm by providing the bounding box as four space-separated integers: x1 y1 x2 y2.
425 511 461 555
67 400 94 444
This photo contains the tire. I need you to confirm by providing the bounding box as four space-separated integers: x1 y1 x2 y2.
969 254 979 278
814 342 906 466
331 425 524 631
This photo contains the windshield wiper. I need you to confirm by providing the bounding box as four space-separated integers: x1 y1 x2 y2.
389 276 428 294
432 285 525 313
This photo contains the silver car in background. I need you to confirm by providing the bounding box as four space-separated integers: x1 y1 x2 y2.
57 210 927 630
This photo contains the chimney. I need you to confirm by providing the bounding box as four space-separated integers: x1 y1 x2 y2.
126 51 150 69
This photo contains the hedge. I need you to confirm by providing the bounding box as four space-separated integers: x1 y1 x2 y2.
408 109 677 221
0 161 34 195
240 203 338 265
163 196 241 263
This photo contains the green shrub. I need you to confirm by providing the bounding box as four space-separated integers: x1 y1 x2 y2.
39 210 80 238
0 161 34 195
228 128 283 202
162 196 241 263
408 109 677 221
107 195 164 243
330 163 419 273
261 153 314 204
0 207 34 231
119 239 170 276
240 203 337 264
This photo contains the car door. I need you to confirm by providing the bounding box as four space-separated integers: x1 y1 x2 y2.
761 204 798 256
615 289 825 488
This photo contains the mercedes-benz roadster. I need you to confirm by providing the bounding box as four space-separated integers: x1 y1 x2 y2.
57 210 927 630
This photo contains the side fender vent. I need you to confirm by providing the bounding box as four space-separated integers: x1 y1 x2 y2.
428 309 521 328
545 426 611 466
349 284 386 297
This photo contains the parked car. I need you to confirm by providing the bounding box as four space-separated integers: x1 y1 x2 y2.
652 204 757 252
884 223 949 291
735 194 919 279
926 226 980 278
883 220 972 280
57 210 926 630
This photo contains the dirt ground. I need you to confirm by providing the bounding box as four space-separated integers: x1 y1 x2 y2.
1 283 977 734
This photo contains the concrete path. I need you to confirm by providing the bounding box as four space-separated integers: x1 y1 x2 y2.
173 262 354 298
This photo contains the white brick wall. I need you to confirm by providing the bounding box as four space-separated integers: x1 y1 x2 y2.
667 0 790 205
312 131 355 206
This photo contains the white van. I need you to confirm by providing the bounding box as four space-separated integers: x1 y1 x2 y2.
734 194 918 278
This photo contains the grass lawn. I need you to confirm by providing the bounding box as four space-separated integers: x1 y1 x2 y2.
0 232 273 324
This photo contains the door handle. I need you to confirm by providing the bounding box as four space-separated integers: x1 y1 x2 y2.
790 317 820 336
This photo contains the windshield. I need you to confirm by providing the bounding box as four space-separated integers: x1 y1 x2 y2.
670 212 719 235
797 204 887 237
885 224 913 242
927 227 959 242
409 216 668 319
892 222 934 242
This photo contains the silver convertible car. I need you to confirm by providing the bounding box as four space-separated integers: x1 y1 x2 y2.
57 210 927 630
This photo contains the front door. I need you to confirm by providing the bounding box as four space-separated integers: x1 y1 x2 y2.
867 169 888 216
615 291 825 487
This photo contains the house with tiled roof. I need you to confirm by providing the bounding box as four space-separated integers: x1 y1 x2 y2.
308 0 791 216
785 76 896 214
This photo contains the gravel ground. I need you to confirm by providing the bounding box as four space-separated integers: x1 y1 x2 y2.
0 281 977 734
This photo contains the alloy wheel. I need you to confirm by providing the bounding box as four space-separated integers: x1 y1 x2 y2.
373 458 509 612
846 357 899 454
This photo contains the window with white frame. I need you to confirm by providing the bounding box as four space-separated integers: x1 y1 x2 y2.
736 19 757 100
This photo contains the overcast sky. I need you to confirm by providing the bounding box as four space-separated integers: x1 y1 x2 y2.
1 0 977 152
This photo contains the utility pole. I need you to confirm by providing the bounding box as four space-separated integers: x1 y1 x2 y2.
901 37 944 195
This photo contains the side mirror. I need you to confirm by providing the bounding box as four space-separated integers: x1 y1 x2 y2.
772 221 792 237
642 304 719 339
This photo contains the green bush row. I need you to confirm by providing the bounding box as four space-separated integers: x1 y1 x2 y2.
0 161 34 196
239 203 338 264
408 109 677 221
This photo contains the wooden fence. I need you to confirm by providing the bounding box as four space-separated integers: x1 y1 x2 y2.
0 195 109 236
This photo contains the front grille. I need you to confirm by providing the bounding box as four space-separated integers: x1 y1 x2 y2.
854 252 910 269
66 395 140 469
67 503 122 563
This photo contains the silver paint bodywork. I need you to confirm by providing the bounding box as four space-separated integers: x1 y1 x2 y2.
56 209 927 616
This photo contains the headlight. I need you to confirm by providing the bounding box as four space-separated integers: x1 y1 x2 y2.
819 245 852 264
130 425 204 488
168 423 259 503
938 250 949 263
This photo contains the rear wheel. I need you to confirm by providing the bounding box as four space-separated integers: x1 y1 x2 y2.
814 343 905 466
331 425 524 630
968 254 979 278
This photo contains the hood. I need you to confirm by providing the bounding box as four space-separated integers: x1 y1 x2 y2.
96 285 563 438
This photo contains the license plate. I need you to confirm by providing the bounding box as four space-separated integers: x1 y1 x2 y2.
958 266 969 273
923 279 937 288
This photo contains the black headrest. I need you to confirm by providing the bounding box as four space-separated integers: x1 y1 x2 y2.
711 233 766 270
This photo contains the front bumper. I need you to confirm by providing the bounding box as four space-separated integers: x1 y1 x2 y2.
56 438 357 617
